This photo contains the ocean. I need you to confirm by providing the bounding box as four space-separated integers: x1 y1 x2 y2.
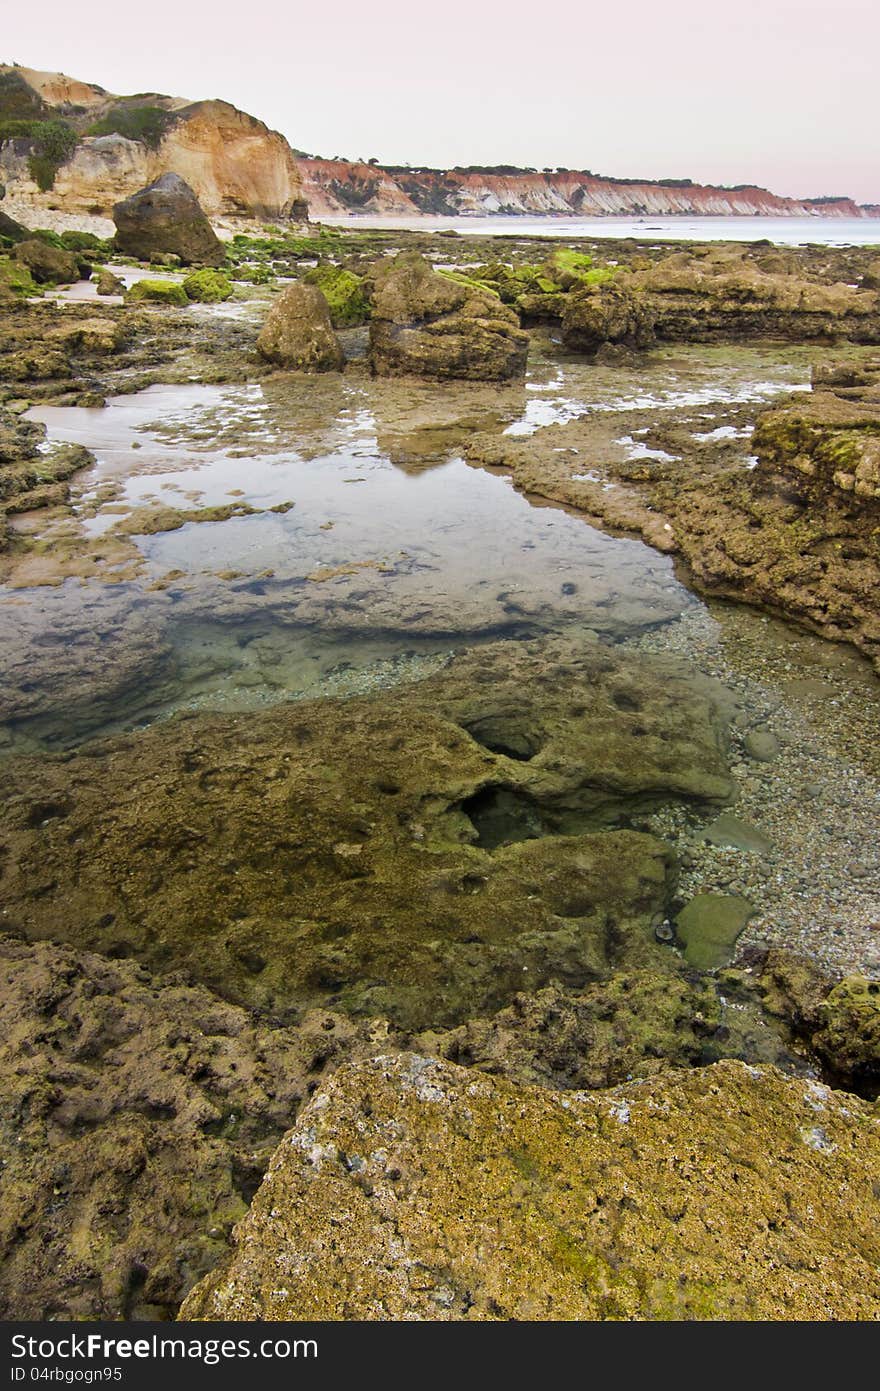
321 213 880 247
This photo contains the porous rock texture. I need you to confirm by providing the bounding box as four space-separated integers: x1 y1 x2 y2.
256 282 345 371
181 1053 880 1321
0 639 733 1030
0 935 385 1320
368 252 529 381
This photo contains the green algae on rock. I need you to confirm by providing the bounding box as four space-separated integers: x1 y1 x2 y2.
126 278 189 307
0 638 733 1028
0 934 386 1321
368 252 529 382
302 262 370 327
180 1053 880 1321
183 268 234 303
675 893 756 969
256 282 345 371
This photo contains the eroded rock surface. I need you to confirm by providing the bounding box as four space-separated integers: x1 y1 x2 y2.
0 639 733 1028
113 174 224 267
256 283 345 371
181 1053 880 1321
369 253 529 381
0 935 385 1320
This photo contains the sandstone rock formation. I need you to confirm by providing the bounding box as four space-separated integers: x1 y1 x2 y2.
631 247 880 344
368 252 529 380
298 157 874 220
256 282 345 371
113 173 224 266
0 66 306 222
562 282 656 355
181 1053 880 1320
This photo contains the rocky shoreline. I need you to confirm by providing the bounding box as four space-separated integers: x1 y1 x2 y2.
1 185 879 1321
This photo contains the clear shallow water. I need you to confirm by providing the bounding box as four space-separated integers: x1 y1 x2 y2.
4 345 880 977
322 214 880 247
0 344 857 755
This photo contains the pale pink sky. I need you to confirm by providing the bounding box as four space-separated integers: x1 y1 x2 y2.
5 0 878 203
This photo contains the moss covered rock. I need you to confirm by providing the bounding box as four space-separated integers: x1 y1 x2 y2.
12 238 79 286
181 1053 880 1321
562 282 656 355
125 278 189 307
183 268 234 303
303 262 369 326
368 252 529 381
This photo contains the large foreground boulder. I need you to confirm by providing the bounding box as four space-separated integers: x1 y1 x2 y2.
257 282 345 371
181 1053 880 1320
369 252 529 381
113 173 224 266
562 282 656 355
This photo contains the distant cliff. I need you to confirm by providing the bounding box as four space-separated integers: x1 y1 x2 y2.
300 159 873 220
0 64 307 221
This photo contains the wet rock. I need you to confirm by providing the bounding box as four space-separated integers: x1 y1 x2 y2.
95 268 125 295
744 729 780 761
675 893 755 968
561 282 656 355
419 971 727 1090
632 247 880 344
13 238 79 285
812 976 880 1094
181 1054 880 1321
368 252 528 381
256 282 345 371
0 935 384 1320
700 812 773 855
126 278 189 306
0 638 734 1029
113 173 224 267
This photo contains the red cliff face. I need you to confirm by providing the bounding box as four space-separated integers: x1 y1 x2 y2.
300 160 870 220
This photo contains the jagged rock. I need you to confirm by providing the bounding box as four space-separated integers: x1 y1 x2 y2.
256 282 344 371
368 252 529 381
0 638 733 1029
562 282 656 354
0 935 385 1319
812 977 880 1093
181 1053 880 1320
113 173 224 267
13 237 79 284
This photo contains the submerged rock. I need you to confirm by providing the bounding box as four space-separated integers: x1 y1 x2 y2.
256 282 345 371
0 638 733 1029
812 976 880 1095
113 173 224 267
368 252 529 381
181 1053 880 1321
675 893 755 969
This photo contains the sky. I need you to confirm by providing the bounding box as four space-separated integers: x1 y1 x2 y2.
4 0 878 204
